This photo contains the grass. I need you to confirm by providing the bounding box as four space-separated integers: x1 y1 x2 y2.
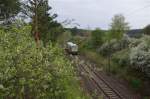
80 48 108 70
80 48 119 73
66 77 91 99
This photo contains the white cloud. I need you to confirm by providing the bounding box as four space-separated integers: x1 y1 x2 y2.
50 0 150 29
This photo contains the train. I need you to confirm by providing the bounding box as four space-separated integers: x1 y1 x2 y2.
65 42 78 55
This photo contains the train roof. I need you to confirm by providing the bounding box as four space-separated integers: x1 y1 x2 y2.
67 42 77 46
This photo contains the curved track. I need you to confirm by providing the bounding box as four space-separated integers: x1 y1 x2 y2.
69 55 141 99
79 63 124 99
71 56 133 99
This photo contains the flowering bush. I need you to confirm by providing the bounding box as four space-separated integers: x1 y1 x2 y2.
98 36 130 56
112 49 130 67
0 26 83 99
130 36 150 77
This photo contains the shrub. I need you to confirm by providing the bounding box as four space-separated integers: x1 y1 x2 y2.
112 49 130 67
130 36 150 77
0 26 84 99
98 39 117 56
98 36 130 56
130 78 141 90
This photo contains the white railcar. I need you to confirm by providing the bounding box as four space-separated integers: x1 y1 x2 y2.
66 42 78 55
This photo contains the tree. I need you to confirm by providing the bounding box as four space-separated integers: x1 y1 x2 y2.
22 0 62 45
110 14 129 40
106 14 129 73
36 0 63 44
0 0 20 22
144 24 150 35
91 28 104 48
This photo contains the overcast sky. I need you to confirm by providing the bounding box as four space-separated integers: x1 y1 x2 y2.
50 0 150 29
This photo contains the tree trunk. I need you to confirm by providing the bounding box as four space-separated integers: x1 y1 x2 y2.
34 0 39 46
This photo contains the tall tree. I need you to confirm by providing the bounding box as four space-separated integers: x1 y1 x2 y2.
22 0 62 45
110 14 129 40
0 0 20 22
106 14 129 73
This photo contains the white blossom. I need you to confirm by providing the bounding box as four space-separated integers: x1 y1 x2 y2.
130 35 150 77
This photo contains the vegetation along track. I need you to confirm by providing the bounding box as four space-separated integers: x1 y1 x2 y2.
72 55 135 99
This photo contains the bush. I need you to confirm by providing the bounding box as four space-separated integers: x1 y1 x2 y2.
112 49 130 67
130 78 141 90
98 39 117 56
98 36 130 56
0 26 85 99
130 36 150 77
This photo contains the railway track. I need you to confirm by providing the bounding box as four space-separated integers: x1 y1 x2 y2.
69 55 140 99
71 55 125 99
78 64 104 98
80 63 124 99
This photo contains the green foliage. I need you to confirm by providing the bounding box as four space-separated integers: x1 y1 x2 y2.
102 31 112 42
130 35 150 77
130 78 141 90
99 39 117 56
71 36 84 45
0 26 86 99
57 30 72 45
36 0 63 44
112 49 130 67
82 40 93 50
47 26 64 43
110 14 129 40
22 0 63 45
0 0 20 21
80 49 109 70
91 29 104 48
99 36 130 56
